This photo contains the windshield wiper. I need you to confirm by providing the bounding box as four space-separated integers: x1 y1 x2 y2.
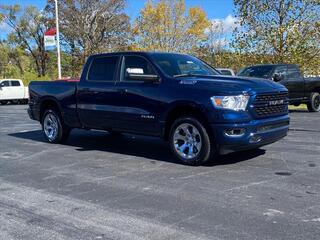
173 73 214 78
173 73 198 78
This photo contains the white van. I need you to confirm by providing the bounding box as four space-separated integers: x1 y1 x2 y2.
0 79 29 105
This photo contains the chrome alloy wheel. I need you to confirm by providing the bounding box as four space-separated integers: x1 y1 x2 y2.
43 113 59 141
173 123 202 159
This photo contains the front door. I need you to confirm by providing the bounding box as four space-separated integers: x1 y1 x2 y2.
113 55 162 135
280 65 305 100
0 80 11 100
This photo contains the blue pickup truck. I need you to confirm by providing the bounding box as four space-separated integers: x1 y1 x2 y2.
28 52 289 165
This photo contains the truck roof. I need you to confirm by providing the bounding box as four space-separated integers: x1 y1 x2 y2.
90 51 189 58
246 64 298 68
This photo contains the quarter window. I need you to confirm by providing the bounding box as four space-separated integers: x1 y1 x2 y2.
87 56 118 81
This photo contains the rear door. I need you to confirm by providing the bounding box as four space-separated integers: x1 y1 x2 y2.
77 55 120 129
10 80 24 99
113 55 162 135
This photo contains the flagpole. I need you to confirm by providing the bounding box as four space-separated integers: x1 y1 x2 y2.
55 0 62 79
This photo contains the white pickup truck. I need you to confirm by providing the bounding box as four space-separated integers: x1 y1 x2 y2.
0 79 29 105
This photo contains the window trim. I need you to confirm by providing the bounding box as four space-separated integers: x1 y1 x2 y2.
85 55 120 83
119 55 160 83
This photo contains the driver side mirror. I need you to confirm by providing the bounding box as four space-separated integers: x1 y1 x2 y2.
126 68 159 82
272 73 284 82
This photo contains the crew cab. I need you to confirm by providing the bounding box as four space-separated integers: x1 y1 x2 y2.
238 64 320 112
0 79 29 105
28 52 290 165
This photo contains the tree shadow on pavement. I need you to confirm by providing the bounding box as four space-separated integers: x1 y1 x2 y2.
9 129 265 166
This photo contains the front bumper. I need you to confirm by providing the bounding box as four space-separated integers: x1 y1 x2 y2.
211 115 290 154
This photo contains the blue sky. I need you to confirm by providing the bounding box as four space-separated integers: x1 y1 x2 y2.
0 0 235 38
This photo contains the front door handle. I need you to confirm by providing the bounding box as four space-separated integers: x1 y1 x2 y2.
117 89 127 94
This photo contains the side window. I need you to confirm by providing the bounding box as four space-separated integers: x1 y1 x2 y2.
87 56 118 81
0 81 10 87
11 81 21 87
122 56 156 81
220 70 232 76
274 66 287 78
287 66 301 79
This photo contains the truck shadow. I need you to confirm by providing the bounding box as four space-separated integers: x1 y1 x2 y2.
9 129 266 166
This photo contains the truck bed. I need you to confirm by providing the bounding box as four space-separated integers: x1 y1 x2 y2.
28 81 80 127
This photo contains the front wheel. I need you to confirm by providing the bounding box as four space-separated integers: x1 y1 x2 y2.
42 109 70 143
169 117 215 166
307 92 320 112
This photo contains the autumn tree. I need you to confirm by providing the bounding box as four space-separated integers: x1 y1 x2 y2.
0 5 53 77
45 0 131 75
233 0 320 73
134 0 210 53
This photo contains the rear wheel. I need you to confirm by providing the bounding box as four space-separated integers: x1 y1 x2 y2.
307 92 320 112
42 109 70 143
0 101 8 105
169 117 215 166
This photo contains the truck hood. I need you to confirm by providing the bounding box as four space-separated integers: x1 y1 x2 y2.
177 75 287 95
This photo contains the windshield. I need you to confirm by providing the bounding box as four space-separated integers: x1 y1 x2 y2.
238 66 274 79
149 53 219 77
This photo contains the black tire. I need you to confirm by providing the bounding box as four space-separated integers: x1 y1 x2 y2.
41 109 70 143
169 117 216 166
307 92 320 112
0 101 8 105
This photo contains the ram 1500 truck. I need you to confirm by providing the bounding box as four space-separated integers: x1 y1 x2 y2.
28 52 290 165
238 64 320 112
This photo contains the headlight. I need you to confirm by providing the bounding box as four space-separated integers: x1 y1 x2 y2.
211 94 249 111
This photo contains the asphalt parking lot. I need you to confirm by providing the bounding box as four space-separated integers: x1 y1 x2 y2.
0 105 319 240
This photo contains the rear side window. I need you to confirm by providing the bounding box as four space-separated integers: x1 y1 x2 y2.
87 56 118 81
11 81 21 86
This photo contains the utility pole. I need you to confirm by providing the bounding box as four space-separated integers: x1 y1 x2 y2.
55 0 62 79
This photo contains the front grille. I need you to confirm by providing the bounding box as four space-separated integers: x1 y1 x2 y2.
253 92 288 118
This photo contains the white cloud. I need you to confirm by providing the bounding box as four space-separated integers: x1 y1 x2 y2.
211 14 238 33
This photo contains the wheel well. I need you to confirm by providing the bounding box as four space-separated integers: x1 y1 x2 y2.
163 105 210 140
40 99 60 122
312 87 320 94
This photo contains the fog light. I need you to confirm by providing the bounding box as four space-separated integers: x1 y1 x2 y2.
249 135 262 143
224 128 246 137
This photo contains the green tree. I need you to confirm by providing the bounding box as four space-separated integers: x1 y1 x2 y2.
45 0 131 76
0 4 53 77
233 0 320 73
134 0 210 53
